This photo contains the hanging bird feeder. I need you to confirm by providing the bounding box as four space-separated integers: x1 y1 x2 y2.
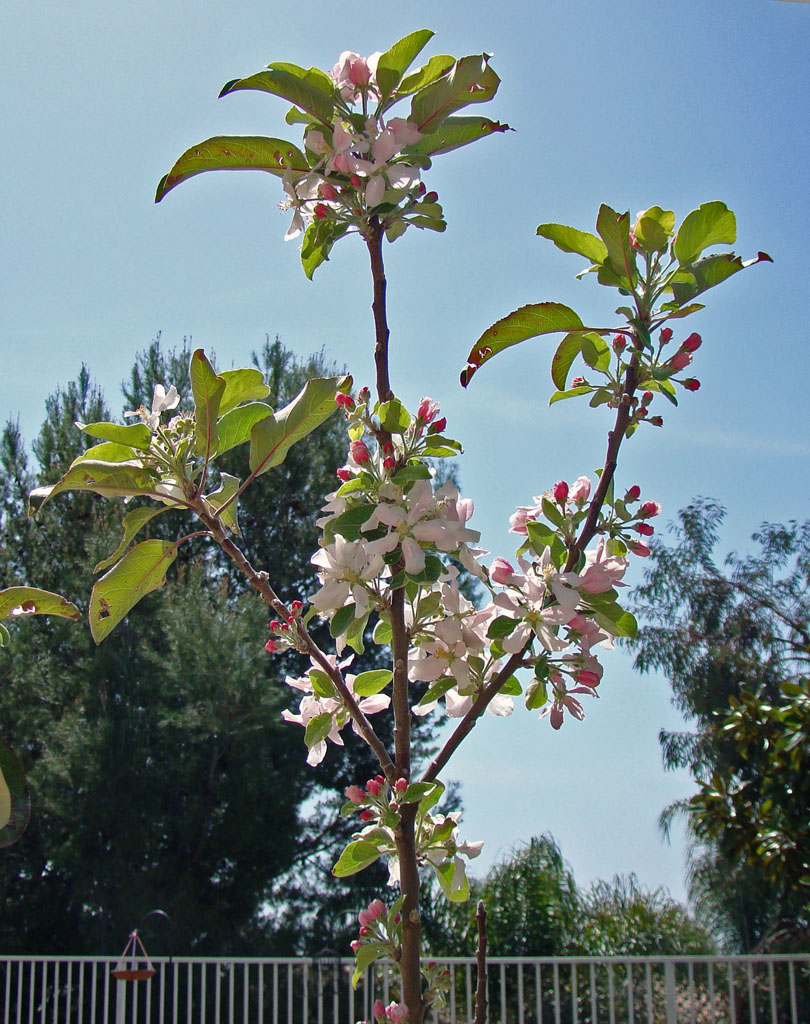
112 930 155 981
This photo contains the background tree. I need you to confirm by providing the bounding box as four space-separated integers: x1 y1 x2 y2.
0 337 438 955
423 834 713 957
629 499 810 950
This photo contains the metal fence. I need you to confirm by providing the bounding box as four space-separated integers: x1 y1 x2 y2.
2 953 809 1023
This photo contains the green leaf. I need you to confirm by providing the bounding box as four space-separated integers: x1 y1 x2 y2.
28 461 161 514
190 349 226 459
536 223 607 264
219 67 335 126
406 115 511 159
500 675 522 696
525 678 548 710
674 201 736 265
580 332 611 372
417 779 445 814
76 421 152 451
155 136 310 203
309 669 336 700
526 520 559 552
351 941 389 988
550 333 585 391
487 616 518 640
669 251 772 306
0 586 80 624
433 858 469 903
549 385 592 405
595 205 637 287
93 506 167 572
593 604 638 639
332 839 383 877
410 55 498 134
249 376 348 477
392 464 432 485
373 618 393 645
396 55 455 98
75 441 146 464
305 712 335 750
0 740 30 847
632 206 674 252
218 368 271 417
299 219 349 279
375 29 434 105
329 603 356 639
461 302 585 386
353 669 394 697
203 472 241 534
378 398 411 433
215 401 274 455
325 502 376 542
89 539 179 643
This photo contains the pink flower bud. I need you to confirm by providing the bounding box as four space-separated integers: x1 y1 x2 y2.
683 332 702 352
359 809 374 822
639 500 661 518
350 940 362 953
572 376 586 387
625 485 641 502
416 397 440 423
577 670 600 688
659 327 673 343
270 619 281 631
417 181 427 195
368 899 386 920
279 622 290 632
489 556 516 585
348 57 371 87
336 466 353 481
569 476 591 503
373 1000 386 1022
366 778 383 797
359 924 371 937
383 456 396 471
635 522 655 536
429 416 447 434
290 600 303 615
358 386 371 402
628 540 651 557
382 442 394 455
682 378 701 392
314 203 329 219
335 392 355 409
394 777 408 793
345 785 366 804
649 415 663 427
612 333 627 352
319 182 338 200
553 480 569 502
669 351 691 372
350 440 370 464
424 191 439 203
642 391 653 405
264 639 278 653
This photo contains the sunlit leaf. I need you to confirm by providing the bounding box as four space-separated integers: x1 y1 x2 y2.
406 115 511 158
155 136 310 203
203 473 241 534
0 741 30 847
219 66 335 126
410 55 498 134
93 507 167 573
461 303 585 386
674 201 736 265
89 540 180 643
218 368 271 417
0 586 80 625
332 839 383 877
76 421 152 451
536 223 607 264
215 402 274 455
249 376 349 476
190 349 225 459
29 461 161 514
375 29 434 105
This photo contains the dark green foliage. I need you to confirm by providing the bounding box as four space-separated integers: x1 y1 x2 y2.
629 499 810 950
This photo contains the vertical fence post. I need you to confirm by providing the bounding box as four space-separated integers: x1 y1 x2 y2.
664 962 677 1024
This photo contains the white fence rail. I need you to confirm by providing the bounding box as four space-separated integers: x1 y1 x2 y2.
2 954 809 1023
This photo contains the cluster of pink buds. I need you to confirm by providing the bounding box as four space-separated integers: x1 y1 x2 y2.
345 775 409 822
413 396 447 436
349 896 403 980
367 1000 408 1024
552 476 591 506
263 601 304 654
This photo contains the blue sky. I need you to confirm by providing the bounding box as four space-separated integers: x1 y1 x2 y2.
3 0 809 904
